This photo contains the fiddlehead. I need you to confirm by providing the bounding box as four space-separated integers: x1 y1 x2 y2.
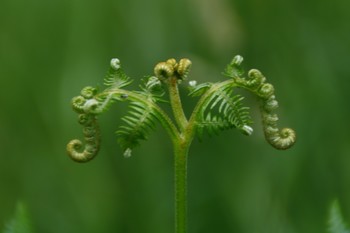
224 55 296 150
154 61 174 80
154 58 192 81
67 58 134 162
177 58 192 80
67 92 101 162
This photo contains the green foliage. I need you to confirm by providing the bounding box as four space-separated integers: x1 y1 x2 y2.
117 101 159 155
67 55 296 160
193 83 253 140
117 76 166 155
3 203 33 233
328 201 350 233
66 56 296 233
225 55 296 150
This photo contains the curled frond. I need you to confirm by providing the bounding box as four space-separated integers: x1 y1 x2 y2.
263 95 279 112
110 58 120 70
166 58 177 67
260 103 296 150
259 87 296 150
72 96 86 113
154 62 174 80
246 69 266 88
81 86 97 99
67 114 100 162
258 83 275 99
72 86 114 115
68 86 103 162
177 58 192 80
225 55 296 150
154 58 192 81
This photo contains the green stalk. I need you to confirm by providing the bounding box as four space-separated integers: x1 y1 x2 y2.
174 139 190 233
168 76 188 132
168 75 193 233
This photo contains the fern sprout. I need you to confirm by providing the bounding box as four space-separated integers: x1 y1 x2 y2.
224 55 296 150
67 55 296 233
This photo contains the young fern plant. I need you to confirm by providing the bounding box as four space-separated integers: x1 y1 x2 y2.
67 55 296 233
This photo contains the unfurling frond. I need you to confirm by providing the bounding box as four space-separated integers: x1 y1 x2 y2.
226 55 296 150
177 58 192 80
116 101 159 154
67 59 172 162
195 84 253 140
104 58 132 89
67 85 103 162
115 77 165 154
154 58 192 81
67 113 100 162
154 62 174 80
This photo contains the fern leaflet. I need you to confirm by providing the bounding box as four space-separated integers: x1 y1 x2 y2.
116 101 158 154
115 76 165 155
196 85 252 139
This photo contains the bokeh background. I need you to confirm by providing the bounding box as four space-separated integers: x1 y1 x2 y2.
1 0 350 232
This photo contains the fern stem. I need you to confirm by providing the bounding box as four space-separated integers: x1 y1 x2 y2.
174 139 190 233
168 77 188 132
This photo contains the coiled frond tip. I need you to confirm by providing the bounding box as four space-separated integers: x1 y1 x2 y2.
110 58 121 70
154 62 174 79
267 128 296 150
66 139 99 163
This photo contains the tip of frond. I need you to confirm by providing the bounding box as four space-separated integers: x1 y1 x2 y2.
104 58 132 88
110 58 121 70
224 55 245 78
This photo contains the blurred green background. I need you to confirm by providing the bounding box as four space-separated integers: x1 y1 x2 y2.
1 0 350 232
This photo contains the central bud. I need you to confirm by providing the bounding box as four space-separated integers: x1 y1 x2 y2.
154 58 192 81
